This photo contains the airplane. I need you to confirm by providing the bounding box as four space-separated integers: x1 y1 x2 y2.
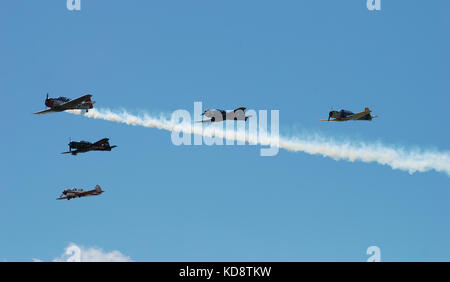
320 107 378 122
61 138 117 155
34 93 95 114
198 107 252 123
57 185 104 200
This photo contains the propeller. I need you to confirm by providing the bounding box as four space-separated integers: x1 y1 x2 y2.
68 137 72 152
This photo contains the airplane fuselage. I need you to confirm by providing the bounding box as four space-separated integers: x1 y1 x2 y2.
63 191 102 200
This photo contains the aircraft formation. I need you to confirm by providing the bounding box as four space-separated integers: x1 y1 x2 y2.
34 93 113 200
35 93 377 201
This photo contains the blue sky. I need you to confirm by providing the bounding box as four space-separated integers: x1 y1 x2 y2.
0 1 449 261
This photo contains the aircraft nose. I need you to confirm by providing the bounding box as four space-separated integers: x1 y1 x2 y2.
45 99 54 108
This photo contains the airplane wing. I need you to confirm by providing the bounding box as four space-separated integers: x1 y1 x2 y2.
77 191 93 197
34 109 58 115
75 191 98 197
58 94 93 110
348 109 371 120
61 151 77 155
93 138 109 146
320 119 339 121
56 196 68 200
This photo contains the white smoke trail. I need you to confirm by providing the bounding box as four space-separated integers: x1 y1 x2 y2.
67 108 450 176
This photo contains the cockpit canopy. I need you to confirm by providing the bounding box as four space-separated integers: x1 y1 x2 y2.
56 97 71 102
340 110 354 116
67 188 83 192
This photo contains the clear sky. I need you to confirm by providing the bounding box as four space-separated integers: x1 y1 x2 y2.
0 1 449 261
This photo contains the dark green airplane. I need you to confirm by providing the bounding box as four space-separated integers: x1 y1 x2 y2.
62 138 117 155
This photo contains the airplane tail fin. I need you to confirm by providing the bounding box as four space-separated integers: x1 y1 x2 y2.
365 107 371 112
95 185 102 192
